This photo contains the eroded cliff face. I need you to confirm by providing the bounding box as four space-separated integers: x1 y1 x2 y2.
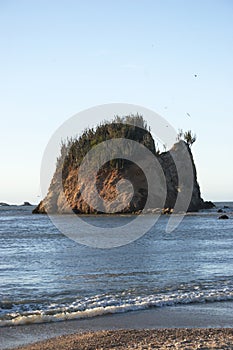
33 136 213 215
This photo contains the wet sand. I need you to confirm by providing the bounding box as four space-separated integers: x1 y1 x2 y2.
1 302 233 349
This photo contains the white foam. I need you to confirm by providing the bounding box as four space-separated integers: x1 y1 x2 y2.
1 287 233 327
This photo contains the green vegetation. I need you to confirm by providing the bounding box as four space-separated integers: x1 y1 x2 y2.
184 130 197 146
56 115 156 180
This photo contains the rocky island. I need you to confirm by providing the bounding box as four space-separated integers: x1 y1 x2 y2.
33 115 213 214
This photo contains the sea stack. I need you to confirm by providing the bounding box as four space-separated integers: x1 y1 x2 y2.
33 116 214 214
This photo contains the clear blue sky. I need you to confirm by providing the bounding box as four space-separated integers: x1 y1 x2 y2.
0 0 232 204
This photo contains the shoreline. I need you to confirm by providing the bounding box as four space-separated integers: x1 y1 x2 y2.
1 302 233 349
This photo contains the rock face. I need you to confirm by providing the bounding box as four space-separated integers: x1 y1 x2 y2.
33 117 214 214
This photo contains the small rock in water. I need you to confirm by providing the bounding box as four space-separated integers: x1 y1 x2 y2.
22 202 32 206
162 208 173 215
218 214 229 220
217 209 223 213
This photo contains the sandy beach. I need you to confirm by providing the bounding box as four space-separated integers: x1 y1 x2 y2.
12 329 233 350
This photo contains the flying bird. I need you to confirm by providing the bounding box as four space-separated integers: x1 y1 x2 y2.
186 113 191 117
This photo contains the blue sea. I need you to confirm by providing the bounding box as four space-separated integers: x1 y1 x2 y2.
0 203 232 327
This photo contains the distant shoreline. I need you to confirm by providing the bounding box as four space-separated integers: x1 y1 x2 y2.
0 202 34 207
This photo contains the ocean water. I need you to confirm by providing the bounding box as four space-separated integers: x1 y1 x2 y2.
0 202 232 327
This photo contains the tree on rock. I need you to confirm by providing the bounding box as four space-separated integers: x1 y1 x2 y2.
184 130 196 147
